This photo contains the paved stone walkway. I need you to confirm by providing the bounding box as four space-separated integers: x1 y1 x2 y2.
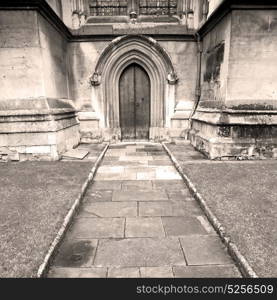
48 143 241 278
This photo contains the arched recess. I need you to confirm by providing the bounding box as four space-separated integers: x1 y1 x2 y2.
90 35 178 140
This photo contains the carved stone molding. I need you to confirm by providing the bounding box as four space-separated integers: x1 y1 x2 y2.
92 35 178 85
90 35 178 136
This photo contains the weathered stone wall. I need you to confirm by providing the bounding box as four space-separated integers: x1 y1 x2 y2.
38 13 69 99
0 10 69 100
68 40 197 111
199 13 231 109
67 38 198 141
227 10 277 109
190 7 277 159
0 9 79 161
0 10 44 100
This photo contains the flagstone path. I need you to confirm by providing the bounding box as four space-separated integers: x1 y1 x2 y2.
48 143 241 278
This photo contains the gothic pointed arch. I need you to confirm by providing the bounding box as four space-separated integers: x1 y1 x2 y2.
90 35 178 140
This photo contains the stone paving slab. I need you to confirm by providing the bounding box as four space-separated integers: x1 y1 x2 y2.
152 180 186 190
67 218 125 239
48 267 107 278
121 180 153 190
125 217 165 238
52 239 97 268
94 238 186 267
85 190 113 202
107 267 140 278
167 189 193 201
112 190 168 201
97 166 125 173
162 217 208 236
180 235 233 265
173 265 241 278
79 202 137 218
140 267 174 278
148 160 173 166
90 181 122 190
136 171 157 180
139 201 202 217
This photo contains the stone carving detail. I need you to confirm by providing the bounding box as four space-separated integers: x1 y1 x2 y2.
92 34 178 86
167 71 178 84
89 72 101 86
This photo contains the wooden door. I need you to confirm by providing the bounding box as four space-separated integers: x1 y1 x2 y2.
119 63 150 140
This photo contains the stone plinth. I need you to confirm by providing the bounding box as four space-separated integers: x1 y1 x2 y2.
0 98 80 161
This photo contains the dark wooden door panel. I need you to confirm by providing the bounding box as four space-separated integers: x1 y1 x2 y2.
119 63 150 140
119 64 135 139
134 64 150 139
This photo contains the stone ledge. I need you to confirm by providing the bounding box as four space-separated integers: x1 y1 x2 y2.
193 109 277 125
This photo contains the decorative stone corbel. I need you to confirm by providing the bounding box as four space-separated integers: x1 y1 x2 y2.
167 71 178 85
90 72 101 86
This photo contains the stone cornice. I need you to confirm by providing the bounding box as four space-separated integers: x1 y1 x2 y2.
197 0 277 38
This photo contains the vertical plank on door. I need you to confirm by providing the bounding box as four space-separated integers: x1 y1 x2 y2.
119 64 136 139
134 64 150 139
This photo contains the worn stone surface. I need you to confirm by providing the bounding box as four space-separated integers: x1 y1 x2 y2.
79 202 137 218
85 190 113 202
173 265 241 278
162 217 208 236
180 235 233 265
139 201 202 217
52 239 97 268
90 181 122 190
48 267 107 278
125 217 165 238
67 218 125 239
140 267 174 278
94 237 186 267
107 267 140 278
113 190 168 202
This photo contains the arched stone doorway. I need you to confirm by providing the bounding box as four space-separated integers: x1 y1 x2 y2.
90 35 178 141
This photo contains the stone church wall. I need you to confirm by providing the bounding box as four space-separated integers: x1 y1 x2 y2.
67 39 198 142
0 9 79 161
190 6 277 159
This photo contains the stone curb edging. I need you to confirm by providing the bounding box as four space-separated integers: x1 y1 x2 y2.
37 143 110 278
162 142 258 278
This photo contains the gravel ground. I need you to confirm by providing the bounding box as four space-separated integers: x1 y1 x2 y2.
174 156 277 277
0 161 93 277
